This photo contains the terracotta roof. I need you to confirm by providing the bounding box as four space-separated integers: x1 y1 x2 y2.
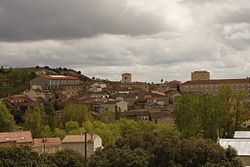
8 95 27 101
41 75 78 80
33 138 61 148
168 80 181 84
62 134 99 143
182 78 250 85
125 109 149 116
150 112 171 118
0 131 33 144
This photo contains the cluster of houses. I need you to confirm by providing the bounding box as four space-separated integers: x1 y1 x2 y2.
2 73 181 124
3 70 250 125
0 131 102 157
2 69 250 165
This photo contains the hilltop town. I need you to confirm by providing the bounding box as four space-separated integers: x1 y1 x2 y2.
0 66 181 123
1 66 250 166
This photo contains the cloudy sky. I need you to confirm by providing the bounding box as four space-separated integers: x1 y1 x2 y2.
0 0 250 82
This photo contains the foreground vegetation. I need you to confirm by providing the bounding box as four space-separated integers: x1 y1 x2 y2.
174 85 250 140
0 81 249 166
0 131 243 167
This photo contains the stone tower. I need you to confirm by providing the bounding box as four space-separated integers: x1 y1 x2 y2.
122 73 132 83
191 71 210 81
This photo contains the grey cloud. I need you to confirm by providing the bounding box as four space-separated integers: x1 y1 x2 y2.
218 8 250 24
0 0 166 41
1 0 250 82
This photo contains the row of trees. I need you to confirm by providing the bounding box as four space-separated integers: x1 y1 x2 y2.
0 146 85 167
0 131 243 167
174 85 249 140
89 131 243 167
1 101 178 146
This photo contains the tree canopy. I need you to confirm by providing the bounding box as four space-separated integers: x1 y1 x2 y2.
89 131 243 167
0 101 16 132
23 105 52 138
174 85 248 140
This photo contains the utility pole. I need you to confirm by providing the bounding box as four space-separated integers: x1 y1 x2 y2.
84 131 87 167
43 138 47 153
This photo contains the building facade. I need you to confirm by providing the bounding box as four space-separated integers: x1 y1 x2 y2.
31 75 80 90
62 134 102 158
180 78 250 97
191 71 210 81
122 73 132 83
31 75 81 97
32 138 62 154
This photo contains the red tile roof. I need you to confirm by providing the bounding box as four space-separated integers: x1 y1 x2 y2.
0 131 33 144
33 138 61 148
42 75 78 80
62 134 99 143
8 95 27 101
182 78 250 85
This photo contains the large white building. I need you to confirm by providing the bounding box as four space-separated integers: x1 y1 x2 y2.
31 75 80 90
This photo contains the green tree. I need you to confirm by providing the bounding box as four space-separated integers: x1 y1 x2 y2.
65 121 80 132
219 85 247 137
65 121 85 135
174 88 247 140
49 149 85 167
23 105 51 138
0 65 4 74
63 104 92 125
89 145 149 167
99 110 114 123
44 103 55 130
198 95 227 141
114 105 122 120
54 128 66 139
0 101 16 132
89 131 243 167
174 94 201 138
0 146 42 167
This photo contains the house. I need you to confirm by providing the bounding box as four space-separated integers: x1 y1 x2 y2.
219 138 250 166
88 82 107 92
31 75 81 97
62 134 102 158
100 102 116 113
7 95 28 104
23 89 46 99
0 131 33 147
149 111 173 124
60 85 83 98
219 131 250 166
234 131 250 139
125 109 150 121
116 101 128 113
167 80 181 91
32 138 62 154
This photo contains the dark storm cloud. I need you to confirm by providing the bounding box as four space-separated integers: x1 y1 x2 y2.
0 0 165 41
1 0 250 82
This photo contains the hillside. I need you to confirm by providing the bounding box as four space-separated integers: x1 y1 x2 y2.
0 66 92 98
